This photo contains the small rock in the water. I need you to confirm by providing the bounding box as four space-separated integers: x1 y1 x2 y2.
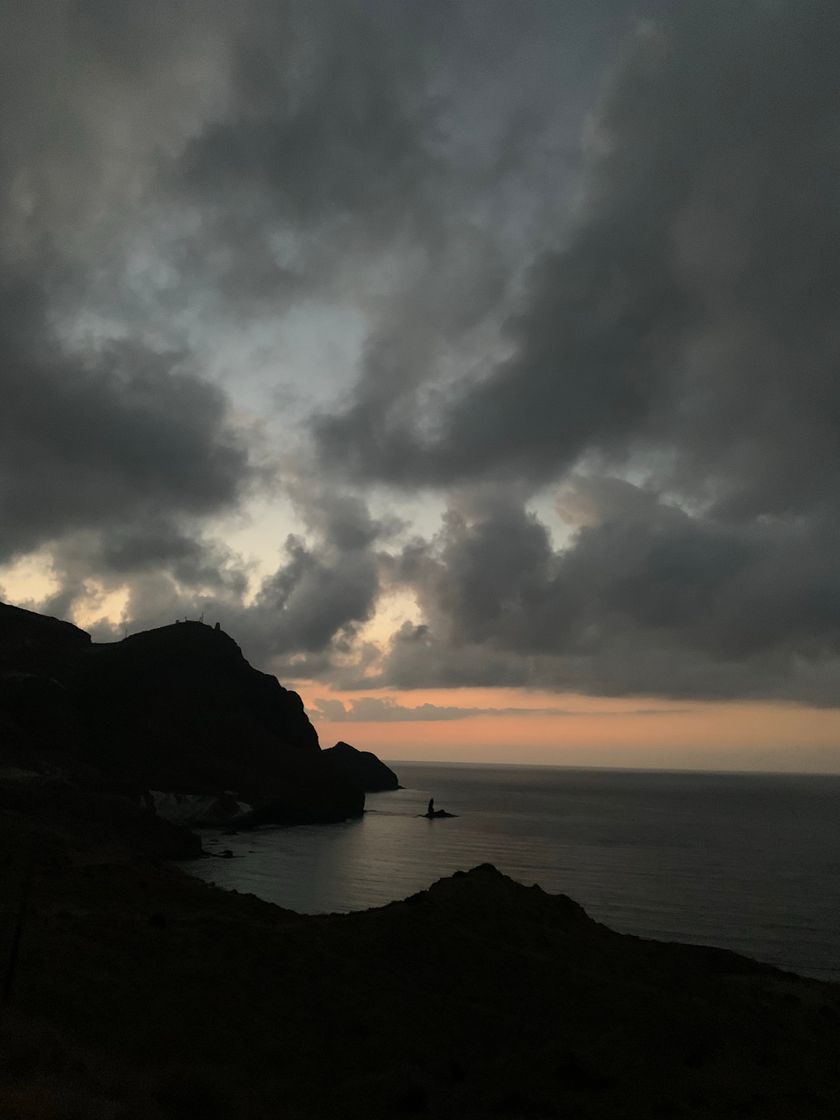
423 796 455 818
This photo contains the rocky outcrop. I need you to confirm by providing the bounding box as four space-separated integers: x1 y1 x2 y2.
0 603 364 825
147 790 248 828
74 621 320 794
321 740 400 791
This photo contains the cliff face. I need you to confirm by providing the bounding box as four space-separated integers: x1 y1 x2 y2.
0 604 364 823
75 621 320 795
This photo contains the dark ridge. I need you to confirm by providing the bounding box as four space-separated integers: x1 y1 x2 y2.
1 796 837 1120
0 601 91 656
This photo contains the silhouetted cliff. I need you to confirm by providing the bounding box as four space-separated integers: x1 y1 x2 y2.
0 603 370 824
77 621 320 793
0 602 90 665
321 740 400 791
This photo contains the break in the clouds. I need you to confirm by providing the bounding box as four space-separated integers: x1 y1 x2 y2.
2 1 840 707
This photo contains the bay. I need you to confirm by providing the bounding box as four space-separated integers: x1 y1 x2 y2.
186 763 840 982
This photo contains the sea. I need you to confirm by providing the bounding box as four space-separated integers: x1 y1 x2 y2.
185 763 840 983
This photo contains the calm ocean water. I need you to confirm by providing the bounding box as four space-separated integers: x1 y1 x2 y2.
186 763 840 982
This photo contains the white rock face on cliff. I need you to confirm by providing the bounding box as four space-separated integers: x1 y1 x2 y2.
149 790 250 827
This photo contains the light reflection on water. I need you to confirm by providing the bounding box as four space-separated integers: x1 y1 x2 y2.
182 763 840 982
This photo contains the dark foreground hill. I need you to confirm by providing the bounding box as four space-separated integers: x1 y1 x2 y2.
1 789 839 1120
0 602 370 823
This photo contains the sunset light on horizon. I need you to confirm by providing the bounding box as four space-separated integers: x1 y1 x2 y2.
3 8 840 1111
302 685 840 772
3 2 840 775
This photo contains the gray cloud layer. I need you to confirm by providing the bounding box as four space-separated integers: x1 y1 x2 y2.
3 2 840 707
309 695 687 723
318 3 840 503
314 1 840 703
0 3 254 564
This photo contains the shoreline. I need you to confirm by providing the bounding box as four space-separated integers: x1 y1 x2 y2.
3 784 838 1119
175 774 840 984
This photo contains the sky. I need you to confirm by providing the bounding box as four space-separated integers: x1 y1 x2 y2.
2 1 840 771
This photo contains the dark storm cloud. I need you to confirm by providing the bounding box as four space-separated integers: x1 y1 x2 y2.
4 0 440 661
19 518 253 643
224 481 395 659
370 481 840 704
253 534 378 655
0 3 257 566
177 0 632 456
318 1 840 508
98 520 239 584
1 0 552 564
100 485 392 665
168 0 537 322
174 0 621 273
180 1 434 231
304 1 840 704
6 0 840 708
0 287 252 562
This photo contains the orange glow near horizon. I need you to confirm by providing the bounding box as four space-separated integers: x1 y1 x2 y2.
4 566 840 774
294 684 840 774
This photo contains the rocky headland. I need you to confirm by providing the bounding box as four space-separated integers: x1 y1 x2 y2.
320 740 400 791
2 601 840 1118
0 601 393 828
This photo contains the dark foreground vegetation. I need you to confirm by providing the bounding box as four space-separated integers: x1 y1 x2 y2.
2 779 839 1120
